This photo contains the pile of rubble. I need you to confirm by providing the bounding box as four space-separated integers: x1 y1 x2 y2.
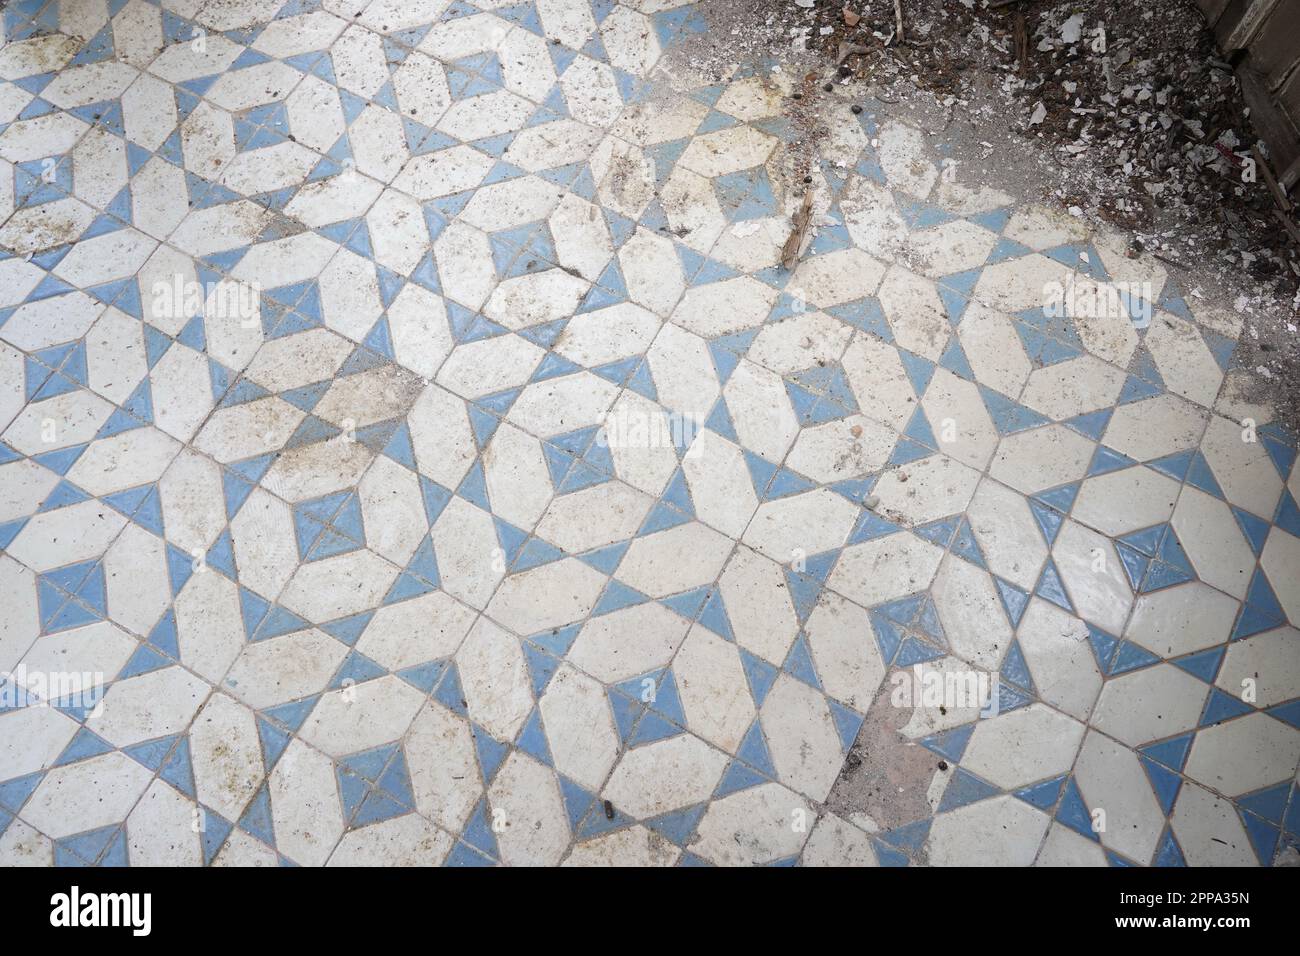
690 0 1300 426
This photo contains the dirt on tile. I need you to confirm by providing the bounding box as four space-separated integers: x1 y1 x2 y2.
667 0 1300 431
825 671 944 838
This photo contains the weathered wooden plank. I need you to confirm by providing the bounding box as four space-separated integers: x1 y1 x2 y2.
1244 0 1300 91
1214 0 1249 44
1278 57 1300 119
1220 0 1282 51
1241 65 1300 174
1281 154 1300 191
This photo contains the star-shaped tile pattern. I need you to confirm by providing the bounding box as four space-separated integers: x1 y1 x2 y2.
0 0 1297 868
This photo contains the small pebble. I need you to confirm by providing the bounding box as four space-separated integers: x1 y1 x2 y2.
851 104 863 114
823 82 834 92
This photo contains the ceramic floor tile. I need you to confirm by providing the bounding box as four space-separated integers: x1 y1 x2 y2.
1 0 1297 868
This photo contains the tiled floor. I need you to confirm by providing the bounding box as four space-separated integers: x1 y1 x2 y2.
0 0 1298 868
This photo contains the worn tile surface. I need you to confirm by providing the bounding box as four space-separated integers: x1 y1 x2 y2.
1 0 1298 868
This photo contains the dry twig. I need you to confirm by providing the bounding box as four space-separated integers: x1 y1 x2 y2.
1273 209 1300 246
782 190 815 270
1253 145 1292 214
1014 12 1028 74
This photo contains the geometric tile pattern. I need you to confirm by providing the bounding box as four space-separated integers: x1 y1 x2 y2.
1 0 1298 867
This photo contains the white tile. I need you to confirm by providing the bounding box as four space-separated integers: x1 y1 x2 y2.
222 628 349 711
877 265 949 360
174 570 250 684
614 521 733 598
1051 519 1133 636
1071 466 1180 537
91 665 210 748
673 623 757 752
722 359 798 463
1216 627 1300 708
538 664 620 791
1199 413 1283 518
989 424 1094 495
22 752 153 839
1261 528 1300 625
564 826 681 866
922 369 1000 470
534 481 654 553
299 675 425 758
189 692 264 822
1034 822 1107 866
0 707 80 782
966 478 1048 590
269 739 345 867
1015 599 1102 721
681 429 760 538
354 591 476 672
925 795 1051 866
871 453 981 526
670 276 777 339
279 549 400 623
568 603 690 684
930 554 1014 671
1089 663 1208 747
794 248 887 311
691 781 812 865
602 734 728 819
454 618 535 742
1103 394 1207 463
804 590 886 711
743 489 857 564
1073 730 1167 864
486 558 606 634
406 701 482 833
802 813 878 866
961 703 1085 789
746 311 853 377
828 531 945 609
760 674 845 800
1171 781 1258 866
488 751 570 866
1183 713 1300 797
328 815 453 867
1125 583 1239 658
1171 485 1255 600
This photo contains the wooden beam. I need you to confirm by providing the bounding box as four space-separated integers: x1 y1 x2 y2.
1223 0 1281 52
1238 66 1300 177
1281 154 1300 191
